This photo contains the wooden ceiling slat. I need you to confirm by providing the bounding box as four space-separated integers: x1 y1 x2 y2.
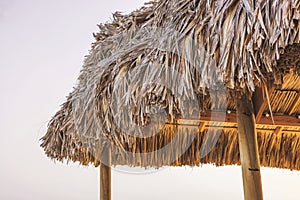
288 91 300 115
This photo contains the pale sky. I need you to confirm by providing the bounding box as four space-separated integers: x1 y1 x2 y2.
0 0 299 199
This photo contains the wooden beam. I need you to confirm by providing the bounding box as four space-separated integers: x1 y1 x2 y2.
274 126 283 135
236 95 263 200
252 83 275 122
165 124 300 134
172 112 300 128
100 147 111 200
175 112 238 124
258 114 300 127
199 122 207 132
288 91 300 115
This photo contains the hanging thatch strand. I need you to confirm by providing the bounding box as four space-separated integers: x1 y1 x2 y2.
41 0 300 170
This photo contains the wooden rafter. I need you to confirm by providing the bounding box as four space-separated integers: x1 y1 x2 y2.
288 91 300 115
252 84 275 123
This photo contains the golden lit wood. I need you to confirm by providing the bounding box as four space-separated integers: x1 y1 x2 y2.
252 84 275 123
288 91 300 115
171 112 300 129
274 126 283 135
199 122 207 132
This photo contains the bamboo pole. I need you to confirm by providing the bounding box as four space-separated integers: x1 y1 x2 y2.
236 94 263 200
100 147 111 200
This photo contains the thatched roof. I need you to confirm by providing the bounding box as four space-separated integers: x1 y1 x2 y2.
41 0 300 170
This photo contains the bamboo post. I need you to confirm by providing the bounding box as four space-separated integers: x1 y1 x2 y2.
236 94 263 200
100 147 111 200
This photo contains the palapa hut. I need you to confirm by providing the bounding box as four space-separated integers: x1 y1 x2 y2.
41 0 300 199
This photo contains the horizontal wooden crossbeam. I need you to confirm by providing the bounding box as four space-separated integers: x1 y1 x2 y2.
169 112 300 130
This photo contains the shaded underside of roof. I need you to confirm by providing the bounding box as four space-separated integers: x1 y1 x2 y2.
41 0 300 170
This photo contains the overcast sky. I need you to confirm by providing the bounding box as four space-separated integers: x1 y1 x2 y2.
0 0 300 200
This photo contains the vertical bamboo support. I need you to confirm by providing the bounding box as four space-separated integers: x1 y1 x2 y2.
236 95 263 200
100 147 111 200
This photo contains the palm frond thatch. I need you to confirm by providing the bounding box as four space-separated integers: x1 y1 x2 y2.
41 0 300 170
